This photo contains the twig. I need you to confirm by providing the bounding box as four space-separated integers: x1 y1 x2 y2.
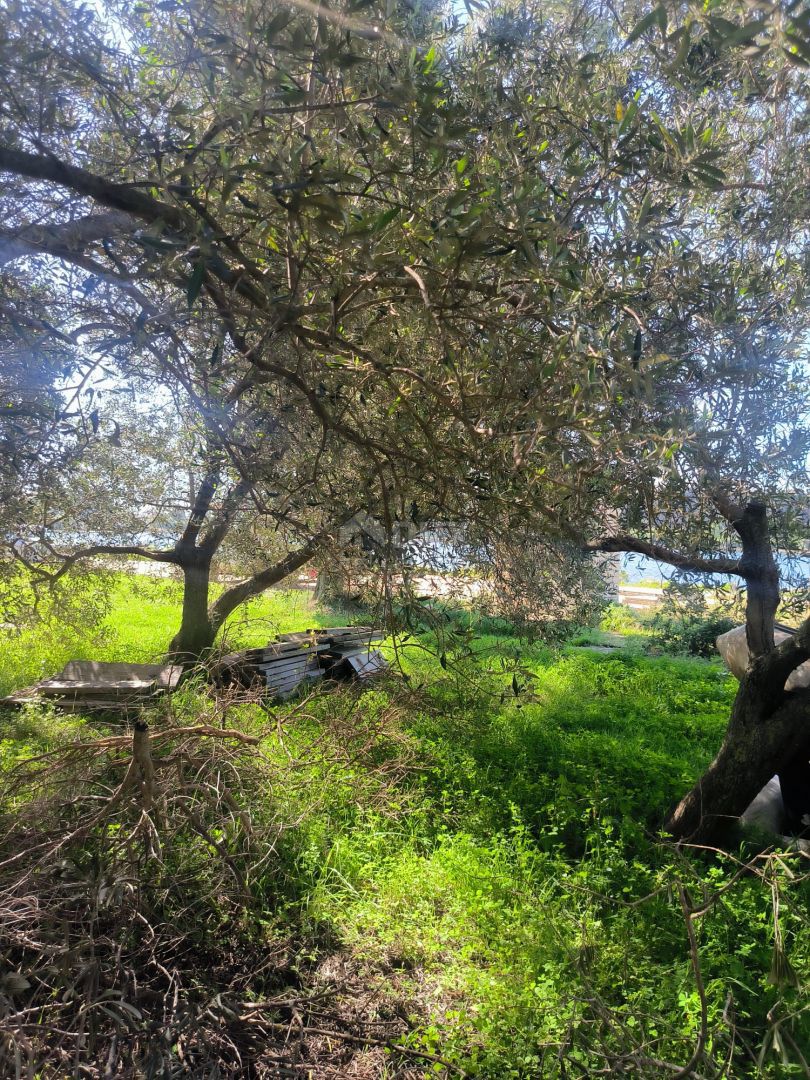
674 885 708 1079
234 1017 468 1075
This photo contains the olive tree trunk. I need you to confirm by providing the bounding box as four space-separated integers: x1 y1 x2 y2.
664 503 810 843
590 500 810 846
168 556 218 663
665 677 810 845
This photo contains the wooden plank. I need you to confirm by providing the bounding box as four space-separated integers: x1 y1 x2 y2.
36 679 157 692
258 647 316 660
266 676 307 694
348 650 387 678
270 636 327 646
257 658 312 673
257 653 318 669
266 670 306 687
324 646 378 660
246 638 311 651
278 626 382 641
60 661 167 681
258 662 312 680
244 644 309 660
266 664 310 680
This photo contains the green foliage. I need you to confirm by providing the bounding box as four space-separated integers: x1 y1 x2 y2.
649 609 737 657
599 603 649 635
2 589 808 1075
293 648 807 1076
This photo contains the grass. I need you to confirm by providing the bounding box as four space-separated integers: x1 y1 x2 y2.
1 581 808 1076
275 644 809 1075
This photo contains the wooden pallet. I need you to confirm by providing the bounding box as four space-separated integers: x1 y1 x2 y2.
1 662 182 711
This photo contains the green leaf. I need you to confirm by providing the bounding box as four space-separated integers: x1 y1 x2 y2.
693 162 726 184
638 191 653 226
372 206 401 232
781 45 809 67
722 19 768 46
187 260 205 308
618 99 638 137
627 5 666 43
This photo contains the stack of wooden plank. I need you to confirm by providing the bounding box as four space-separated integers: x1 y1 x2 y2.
216 637 330 698
307 627 387 681
215 627 386 698
1 661 182 712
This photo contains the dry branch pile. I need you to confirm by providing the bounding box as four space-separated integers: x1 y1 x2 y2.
0 683 419 1078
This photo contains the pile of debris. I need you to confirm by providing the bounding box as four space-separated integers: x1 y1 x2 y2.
216 626 386 698
1 628 387 714
1 661 183 713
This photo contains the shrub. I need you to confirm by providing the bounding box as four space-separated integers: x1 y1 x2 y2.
599 603 646 634
649 610 736 657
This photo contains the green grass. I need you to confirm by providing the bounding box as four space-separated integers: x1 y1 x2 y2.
1 583 808 1076
283 649 809 1076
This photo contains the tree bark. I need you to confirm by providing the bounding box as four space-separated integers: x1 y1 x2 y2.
168 557 217 662
729 501 780 658
666 618 810 843
665 686 810 845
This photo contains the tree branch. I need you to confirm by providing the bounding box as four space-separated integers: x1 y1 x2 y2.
0 145 184 227
209 513 356 633
0 211 134 267
0 145 277 308
13 542 179 583
177 468 221 551
748 615 810 708
585 535 742 575
199 479 251 557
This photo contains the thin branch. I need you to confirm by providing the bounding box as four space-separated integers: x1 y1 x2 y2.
14 542 179 583
673 885 708 1079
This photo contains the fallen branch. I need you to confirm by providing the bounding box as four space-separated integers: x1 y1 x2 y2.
233 1016 469 1075
673 885 708 1079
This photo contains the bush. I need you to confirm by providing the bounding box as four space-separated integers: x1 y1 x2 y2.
649 610 736 657
599 603 646 634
